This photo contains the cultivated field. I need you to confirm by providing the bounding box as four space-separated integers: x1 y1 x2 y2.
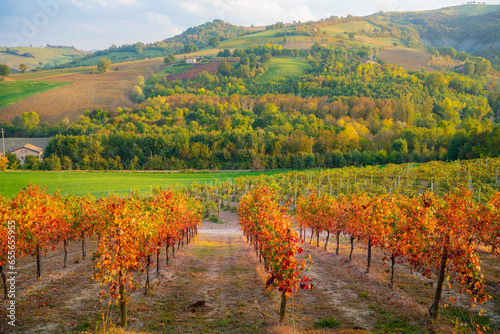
378 48 435 72
258 57 311 82
0 80 70 109
0 46 86 71
0 58 167 124
166 61 235 81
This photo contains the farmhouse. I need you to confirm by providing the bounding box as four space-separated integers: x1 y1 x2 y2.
10 144 44 164
186 58 197 64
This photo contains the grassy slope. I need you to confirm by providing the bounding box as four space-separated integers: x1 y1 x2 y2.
424 4 500 16
0 170 284 198
0 47 85 70
321 21 401 48
75 49 165 66
0 80 71 109
258 57 311 82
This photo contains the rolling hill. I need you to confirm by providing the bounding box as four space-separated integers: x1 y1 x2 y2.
0 46 86 72
371 4 500 55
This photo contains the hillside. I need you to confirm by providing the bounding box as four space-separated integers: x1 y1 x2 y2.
371 4 500 55
0 46 86 72
49 20 257 70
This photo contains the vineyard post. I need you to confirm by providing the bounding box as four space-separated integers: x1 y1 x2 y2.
349 236 354 262
36 244 42 279
81 230 86 261
156 242 160 277
144 256 151 294
63 239 68 268
336 227 340 256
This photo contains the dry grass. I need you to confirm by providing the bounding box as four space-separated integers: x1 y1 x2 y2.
0 58 166 124
378 48 435 72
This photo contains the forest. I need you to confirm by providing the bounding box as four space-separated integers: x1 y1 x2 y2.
2 42 499 171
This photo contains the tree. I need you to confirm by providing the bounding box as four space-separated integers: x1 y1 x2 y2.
463 60 475 76
217 61 232 76
97 58 111 74
5 152 19 169
0 157 7 171
164 54 175 64
208 37 221 47
19 63 28 73
392 138 408 153
13 111 40 129
183 44 197 54
222 49 231 58
260 53 272 63
0 64 9 78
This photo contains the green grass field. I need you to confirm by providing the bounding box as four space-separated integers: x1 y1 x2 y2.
258 57 311 82
0 80 71 109
0 170 285 198
158 64 194 76
76 49 165 66
0 46 85 71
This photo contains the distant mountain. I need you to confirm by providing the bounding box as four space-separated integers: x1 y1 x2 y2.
371 4 500 55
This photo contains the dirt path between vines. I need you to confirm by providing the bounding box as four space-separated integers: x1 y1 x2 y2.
0 209 499 333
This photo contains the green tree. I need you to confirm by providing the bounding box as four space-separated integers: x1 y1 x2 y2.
44 154 62 170
425 72 447 88
392 138 408 153
208 37 221 47
463 60 475 75
260 53 272 63
476 59 491 75
217 61 232 76
13 111 40 129
23 155 40 170
19 63 28 73
183 44 198 54
0 64 9 78
164 54 175 64
5 152 20 169
98 58 111 74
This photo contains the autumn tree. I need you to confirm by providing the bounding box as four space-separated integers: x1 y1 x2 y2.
98 58 111 74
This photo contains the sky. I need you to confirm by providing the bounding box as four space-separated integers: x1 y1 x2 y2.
0 0 494 50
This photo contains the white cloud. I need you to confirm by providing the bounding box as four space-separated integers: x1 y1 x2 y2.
176 2 204 15
71 0 143 10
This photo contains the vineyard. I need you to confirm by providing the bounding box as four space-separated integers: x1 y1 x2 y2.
0 158 499 333
166 60 238 81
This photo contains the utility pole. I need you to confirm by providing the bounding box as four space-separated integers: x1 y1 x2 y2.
1 128 4 156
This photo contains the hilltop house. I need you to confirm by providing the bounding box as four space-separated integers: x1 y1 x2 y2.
186 58 197 64
10 144 44 164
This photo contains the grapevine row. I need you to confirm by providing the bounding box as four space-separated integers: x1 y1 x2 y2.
1 184 202 327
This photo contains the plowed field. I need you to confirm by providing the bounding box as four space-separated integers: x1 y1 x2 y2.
0 59 166 124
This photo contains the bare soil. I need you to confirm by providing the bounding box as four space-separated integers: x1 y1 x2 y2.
0 59 166 124
1 210 499 333
378 48 435 72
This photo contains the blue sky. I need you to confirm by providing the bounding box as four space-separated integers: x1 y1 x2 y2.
0 0 491 50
